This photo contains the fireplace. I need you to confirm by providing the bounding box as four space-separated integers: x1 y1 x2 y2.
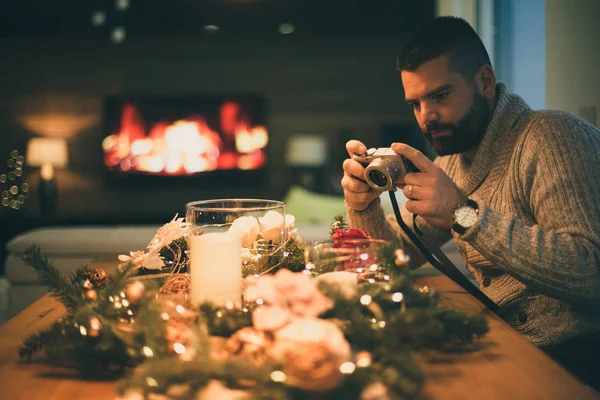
101 94 269 188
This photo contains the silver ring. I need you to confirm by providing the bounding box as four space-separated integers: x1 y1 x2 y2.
407 185 414 199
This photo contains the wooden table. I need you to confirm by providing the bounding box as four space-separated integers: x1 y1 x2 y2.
1 270 598 400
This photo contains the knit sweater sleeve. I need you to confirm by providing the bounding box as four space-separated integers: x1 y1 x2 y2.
462 113 600 305
345 195 452 269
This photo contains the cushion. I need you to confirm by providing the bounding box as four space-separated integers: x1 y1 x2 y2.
283 186 346 224
6 226 160 257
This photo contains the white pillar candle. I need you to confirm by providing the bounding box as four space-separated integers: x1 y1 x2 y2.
190 232 242 307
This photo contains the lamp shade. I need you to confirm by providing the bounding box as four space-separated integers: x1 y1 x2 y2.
285 134 328 167
26 137 68 168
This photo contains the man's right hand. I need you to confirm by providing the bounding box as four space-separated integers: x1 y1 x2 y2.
341 140 380 211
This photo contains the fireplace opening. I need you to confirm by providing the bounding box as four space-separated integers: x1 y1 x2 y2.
102 95 268 176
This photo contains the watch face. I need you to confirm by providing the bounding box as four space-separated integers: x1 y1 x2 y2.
455 206 478 228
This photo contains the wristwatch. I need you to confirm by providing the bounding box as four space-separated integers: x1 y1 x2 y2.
452 198 479 234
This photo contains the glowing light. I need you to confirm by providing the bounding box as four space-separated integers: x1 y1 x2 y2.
339 362 356 374
225 301 235 310
173 343 186 354
278 23 295 35
216 311 223 318
270 370 287 382
79 326 88 336
359 253 369 261
143 346 154 357
176 305 185 314
131 139 152 155
203 25 220 33
256 298 264 305
378 321 386 328
360 295 372 306
146 377 159 387
392 292 404 302
369 264 378 271
121 299 130 307
161 312 170 320
356 352 372 367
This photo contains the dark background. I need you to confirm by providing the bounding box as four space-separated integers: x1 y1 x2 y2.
0 0 435 273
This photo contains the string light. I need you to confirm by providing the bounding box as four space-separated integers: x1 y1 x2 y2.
392 292 404 302
143 346 154 357
173 343 186 354
270 371 286 382
146 377 159 387
360 295 372 306
340 362 356 374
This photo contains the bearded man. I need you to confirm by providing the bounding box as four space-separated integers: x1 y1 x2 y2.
341 16 600 391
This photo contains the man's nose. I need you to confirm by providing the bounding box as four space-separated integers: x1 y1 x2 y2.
419 103 440 127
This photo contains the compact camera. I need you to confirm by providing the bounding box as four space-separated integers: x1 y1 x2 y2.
353 147 419 191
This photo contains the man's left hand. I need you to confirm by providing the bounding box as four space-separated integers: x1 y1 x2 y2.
391 143 467 229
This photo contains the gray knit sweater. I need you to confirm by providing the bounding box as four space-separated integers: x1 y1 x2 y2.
347 83 600 347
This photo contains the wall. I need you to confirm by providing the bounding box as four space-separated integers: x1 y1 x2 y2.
546 0 600 124
0 36 417 220
494 0 546 110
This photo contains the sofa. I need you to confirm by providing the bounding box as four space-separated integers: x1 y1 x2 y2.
4 188 468 317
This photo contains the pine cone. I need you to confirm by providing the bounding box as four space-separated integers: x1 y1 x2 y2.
89 269 108 287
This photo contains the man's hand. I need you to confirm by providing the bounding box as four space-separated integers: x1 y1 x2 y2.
392 143 467 229
341 140 380 211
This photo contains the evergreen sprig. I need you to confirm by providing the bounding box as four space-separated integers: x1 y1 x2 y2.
329 215 349 237
22 245 85 311
18 229 489 399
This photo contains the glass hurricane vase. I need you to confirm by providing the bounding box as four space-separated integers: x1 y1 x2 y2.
185 199 290 277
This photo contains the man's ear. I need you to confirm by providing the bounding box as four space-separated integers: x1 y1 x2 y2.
476 64 496 99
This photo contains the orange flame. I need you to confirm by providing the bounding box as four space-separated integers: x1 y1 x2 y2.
102 102 268 175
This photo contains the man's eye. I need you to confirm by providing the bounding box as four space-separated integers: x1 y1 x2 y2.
409 103 420 110
434 92 450 101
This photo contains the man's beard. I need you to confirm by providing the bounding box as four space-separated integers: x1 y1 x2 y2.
423 93 491 156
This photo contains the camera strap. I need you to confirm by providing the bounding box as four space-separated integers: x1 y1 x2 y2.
388 191 499 313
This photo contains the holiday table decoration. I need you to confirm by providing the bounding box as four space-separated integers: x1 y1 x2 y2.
18 202 489 400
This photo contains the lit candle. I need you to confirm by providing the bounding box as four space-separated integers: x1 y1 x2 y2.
190 232 242 307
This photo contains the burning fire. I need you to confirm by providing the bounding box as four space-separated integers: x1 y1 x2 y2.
102 101 268 175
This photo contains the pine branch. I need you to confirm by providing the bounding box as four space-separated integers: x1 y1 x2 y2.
18 320 64 360
329 215 349 237
68 264 92 285
22 245 84 311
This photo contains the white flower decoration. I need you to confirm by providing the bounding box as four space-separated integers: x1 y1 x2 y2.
147 214 190 253
118 249 165 270
228 216 260 247
259 211 296 244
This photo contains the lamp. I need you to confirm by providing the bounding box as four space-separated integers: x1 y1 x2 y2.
285 134 328 192
26 137 68 214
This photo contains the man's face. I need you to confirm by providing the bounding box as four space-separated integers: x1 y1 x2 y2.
401 56 490 156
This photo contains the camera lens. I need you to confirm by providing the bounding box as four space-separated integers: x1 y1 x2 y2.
367 169 389 189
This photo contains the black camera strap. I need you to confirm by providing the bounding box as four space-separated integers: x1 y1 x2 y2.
388 191 499 313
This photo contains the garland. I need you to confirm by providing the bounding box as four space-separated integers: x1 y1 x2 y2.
18 217 488 399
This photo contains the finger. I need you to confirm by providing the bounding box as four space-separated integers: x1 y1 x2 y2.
391 143 434 173
403 184 417 200
403 172 433 186
342 158 367 181
341 174 371 193
343 187 378 204
404 199 427 215
346 140 367 158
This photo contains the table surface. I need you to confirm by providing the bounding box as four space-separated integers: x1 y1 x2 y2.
1 260 599 400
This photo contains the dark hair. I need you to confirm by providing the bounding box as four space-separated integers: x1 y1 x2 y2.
397 16 491 79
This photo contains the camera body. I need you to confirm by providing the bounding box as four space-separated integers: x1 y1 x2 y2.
353 147 419 191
